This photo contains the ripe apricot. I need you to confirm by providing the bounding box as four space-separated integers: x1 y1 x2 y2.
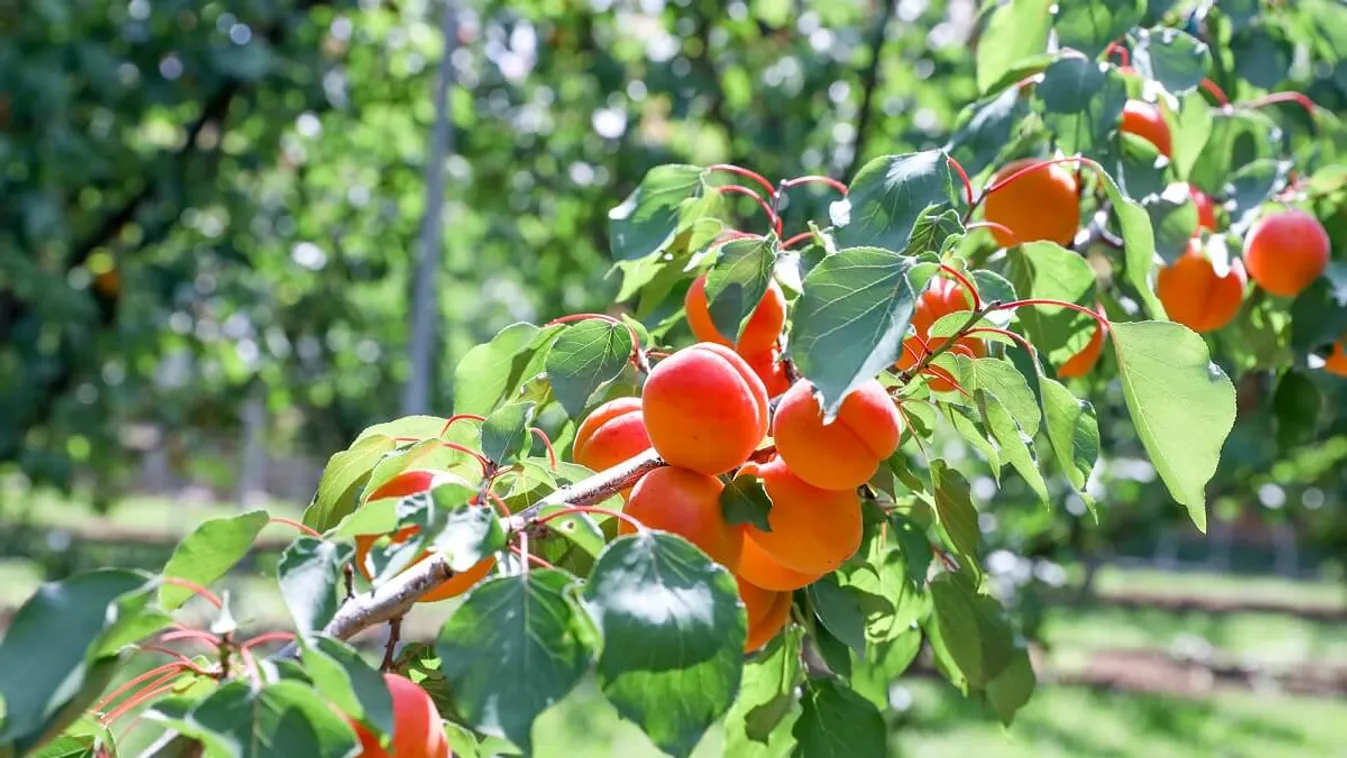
911 276 975 335
736 536 824 591
1242 210 1330 297
642 343 769 475
1058 323 1106 379
773 379 902 490
737 577 792 652
741 347 792 397
619 466 743 571
1190 187 1217 231
1325 341 1347 377
983 158 1080 248
1156 239 1247 333
737 456 862 575
685 274 787 356
573 397 651 474
350 674 448 758
1121 100 1172 157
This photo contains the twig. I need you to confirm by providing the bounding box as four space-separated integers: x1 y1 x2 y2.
380 617 403 672
900 303 999 383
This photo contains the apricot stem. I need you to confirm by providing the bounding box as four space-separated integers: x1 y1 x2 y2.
529 427 558 469
157 628 224 648
946 155 975 207
965 220 1016 240
937 264 982 310
1104 41 1130 68
536 504 647 534
708 164 776 196
136 645 217 677
965 326 1037 355
99 681 182 726
718 184 783 236
439 413 486 437
995 298 1110 332
93 663 189 713
160 578 223 610
1200 78 1231 108
269 517 321 539
781 231 817 250
239 632 297 651
901 304 996 383
438 441 492 473
778 174 849 196
1241 91 1320 127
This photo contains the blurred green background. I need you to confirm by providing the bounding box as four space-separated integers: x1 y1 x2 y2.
3 0 1347 755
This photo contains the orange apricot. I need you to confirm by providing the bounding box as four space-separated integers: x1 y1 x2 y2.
1156 239 1247 333
350 674 448 758
642 342 769 475
773 379 902 490
737 577 793 652
911 276 975 335
1242 210 1330 297
1058 323 1106 379
573 397 651 474
619 466 743 571
685 274 787 356
983 158 1080 248
736 535 824 591
741 347 793 397
737 456 862 575
1325 340 1347 377
1190 187 1217 232
1121 100 1172 157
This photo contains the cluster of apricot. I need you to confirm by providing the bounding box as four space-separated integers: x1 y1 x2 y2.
575 337 902 652
345 673 450 758
980 97 1335 374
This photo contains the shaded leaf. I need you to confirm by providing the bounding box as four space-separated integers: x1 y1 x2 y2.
790 680 886 758
721 474 774 532
977 0 1054 94
277 538 353 639
186 680 359 758
806 576 867 657
705 237 777 342
609 165 713 261
1133 27 1212 95
546 320 632 419
480 402 536 466
832 151 958 253
301 636 395 742
930 460 980 560
1054 0 1145 58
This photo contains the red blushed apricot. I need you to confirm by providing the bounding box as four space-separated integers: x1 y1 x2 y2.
983 158 1080 248
737 577 792 652
773 379 902 490
1325 341 1347 377
741 347 793 397
642 343 769 475
738 456 862 575
354 531 496 604
1058 324 1106 379
685 274 787 356
1157 239 1247 333
618 466 743 571
1121 100 1172 157
1242 210 1330 298
573 397 652 474
350 674 449 758
1191 187 1217 232
737 536 825 591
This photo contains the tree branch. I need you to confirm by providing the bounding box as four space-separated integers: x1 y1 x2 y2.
842 0 896 180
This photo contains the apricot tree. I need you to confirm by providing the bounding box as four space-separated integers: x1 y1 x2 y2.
2 3 1346 758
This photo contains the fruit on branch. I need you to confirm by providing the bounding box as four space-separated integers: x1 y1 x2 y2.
364 469 458 502
573 397 652 488
736 456 862 575
1156 239 1247 333
1241 209 1330 297
354 530 497 603
349 673 450 758
1121 100 1172 157
1325 340 1347 377
736 536 825 591
619 466 743 571
911 276 976 335
772 379 902 490
1058 322 1106 379
741 347 792 397
642 343 770 475
983 158 1080 247
685 274 787 355
1190 187 1218 231
736 577 792 652
896 335 985 392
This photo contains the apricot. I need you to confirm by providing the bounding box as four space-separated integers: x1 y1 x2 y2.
618 466 743 571
773 379 902 490
737 456 862 575
1242 210 1330 297
896 335 985 393
1058 323 1106 379
741 347 793 397
685 274 787 356
737 577 793 652
911 276 975 335
350 673 448 758
983 158 1080 248
1121 100 1172 157
736 536 825 591
1325 340 1347 377
1156 239 1247 333
642 342 769 475
1190 187 1217 232
573 397 651 474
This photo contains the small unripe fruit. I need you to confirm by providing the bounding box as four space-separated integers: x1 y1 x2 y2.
1156 239 1247 333
737 578 792 652
983 158 1080 248
1121 100 1172 157
1242 210 1330 297
736 536 824 591
642 343 769 475
350 674 449 758
773 379 902 490
573 397 651 476
685 274 787 356
737 456 862 575
1058 323 1106 379
619 466 743 571
1190 187 1217 232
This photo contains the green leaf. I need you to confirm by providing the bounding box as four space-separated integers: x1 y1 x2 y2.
1231 24 1292 89
1111 321 1237 531
720 474 774 532
980 395 1051 504
959 357 1041 432
705 237 777 341
946 406 1001 474
277 537 353 639
546 319 631 419
1144 186 1200 264
1095 167 1165 318
986 650 1036 725
977 0 1054 94
887 511 934 590
26 716 113 758
436 571 592 754
1037 59 1127 156
1291 264 1347 353
1227 159 1293 230
790 680 886 758
303 434 399 532
725 632 803 747
1189 110 1281 196
160 510 269 611
1036 56 1110 114
0 570 165 754
904 208 965 258
1054 0 1145 58
832 151 958 253
946 87 1029 178
609 164 712 261
789 247 916 419
925 573 1021 690
480 401 536 466
1007 242 1098 364
301 636 395 741
806 576 867 657
1132 27 1212 95
930 460 980 560
1038 376 1100 494
1273 369 1323 449
453 322 542 416
582 532 745 758
1171 91 1214 180
426 485 507 572
186 680 359 758
839 537 930 643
